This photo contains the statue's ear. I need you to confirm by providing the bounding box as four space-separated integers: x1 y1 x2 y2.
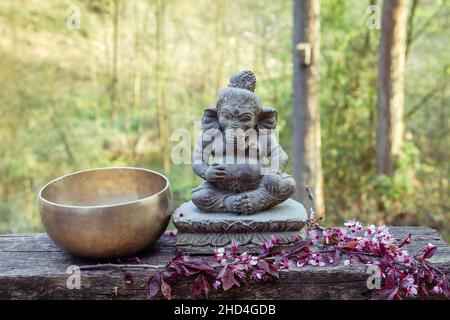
258 107 277 130
202 106 219 130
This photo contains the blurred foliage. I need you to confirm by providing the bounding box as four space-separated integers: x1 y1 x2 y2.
0 0 448 241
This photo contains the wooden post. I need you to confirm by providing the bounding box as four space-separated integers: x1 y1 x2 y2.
292 0 325 216
376 0 407 176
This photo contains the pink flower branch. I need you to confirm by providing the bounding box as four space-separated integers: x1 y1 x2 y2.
139 219 449 300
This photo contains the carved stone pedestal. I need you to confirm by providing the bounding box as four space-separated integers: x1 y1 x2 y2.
173 199 308 253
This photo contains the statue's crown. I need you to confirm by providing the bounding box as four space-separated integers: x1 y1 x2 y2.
228 70 256 92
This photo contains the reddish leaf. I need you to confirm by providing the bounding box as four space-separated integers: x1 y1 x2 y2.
185 259 215 272
217 265 228 279
419 283 429 297
202 276 211 297
378 287 396 297
192 274 211 299
180 264 200 276
288 240 309 255
161 278 172 300
342 241 358 250
426 271 435 284
379 242 387 256
147 272 162 298
388 287 399 300
385 270 397 288
269 263 279 278
220 266 239 291
397 233 412 249
191 275 203 299
257 259 270 273
162 270 177 278
257 259 279 278
168 261 182 274
422 246 437 260
354 254 369 264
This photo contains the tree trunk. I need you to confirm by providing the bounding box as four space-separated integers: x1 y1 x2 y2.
376 0 407 176
155 0 171 173
110 0 119 121
292 0 325 216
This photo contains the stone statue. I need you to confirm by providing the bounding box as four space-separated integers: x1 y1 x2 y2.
191 70 296 215
173 70 306 252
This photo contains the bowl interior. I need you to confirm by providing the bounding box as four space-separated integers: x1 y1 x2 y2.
40 167 167 207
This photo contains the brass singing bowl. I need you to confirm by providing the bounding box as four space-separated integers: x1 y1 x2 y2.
38 167 172 259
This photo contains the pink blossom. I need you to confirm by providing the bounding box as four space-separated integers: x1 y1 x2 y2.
375 225 391 240
214 248 226 264
308 229 321 245
251 269 265 280
308 253 325 266
395 250 412 265
270 235 281 244
213 280 221 290
149 219 449 301
278 256 291 269
233 269 246 280
236 252 258 269
323 228 335 244
344 220 363 233
432 285 443 295
214 247 225 258
364 225 376 237
296 260 306 267
261 240 274 252
402 275 418 297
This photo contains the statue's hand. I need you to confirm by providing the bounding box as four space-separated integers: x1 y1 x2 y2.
263 173 281 194
204 164 228 182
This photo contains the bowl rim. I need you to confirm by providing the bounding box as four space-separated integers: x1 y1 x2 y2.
38 166 170 209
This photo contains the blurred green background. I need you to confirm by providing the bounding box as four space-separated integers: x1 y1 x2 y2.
0 0 448 241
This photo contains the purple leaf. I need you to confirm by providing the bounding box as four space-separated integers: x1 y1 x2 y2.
378 287 395 297
379 242 387 256
388 287 399 300
288 240 309 255
220 266 239 291
161 277 172 300
147 272 162 298
422 246 437 260
180 264 200 276
397 233 412 249
257 259 279 278
385 270 397 288
185 259 215 272
191 275 203 299
192 274 211 299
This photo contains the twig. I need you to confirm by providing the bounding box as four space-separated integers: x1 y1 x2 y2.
305 185 316 220
405 81 447 119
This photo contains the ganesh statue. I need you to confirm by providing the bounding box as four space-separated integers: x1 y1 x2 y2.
173 70 307 252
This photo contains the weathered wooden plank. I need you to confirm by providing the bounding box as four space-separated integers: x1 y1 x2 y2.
0 227 448 300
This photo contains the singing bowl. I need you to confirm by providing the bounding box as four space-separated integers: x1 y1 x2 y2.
38 167 172 259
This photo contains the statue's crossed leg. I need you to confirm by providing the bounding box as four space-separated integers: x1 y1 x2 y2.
192 175 295 215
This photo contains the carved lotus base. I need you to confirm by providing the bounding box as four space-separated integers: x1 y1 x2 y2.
172 199 308 253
